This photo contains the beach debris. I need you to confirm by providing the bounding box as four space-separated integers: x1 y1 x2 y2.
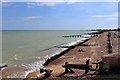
61 58 99 75
62 56 119 76
78 49 84 52
0 64 7 71
64 62 75 73
36 68 52 79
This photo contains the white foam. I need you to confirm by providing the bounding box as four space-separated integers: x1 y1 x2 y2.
64 38 88 47
44 38 88 64
47 48 68 59
5 36 90 78
10 48 68 78
83 35 92 38
22 61 44 71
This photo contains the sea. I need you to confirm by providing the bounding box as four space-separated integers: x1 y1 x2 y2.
1 30 96 78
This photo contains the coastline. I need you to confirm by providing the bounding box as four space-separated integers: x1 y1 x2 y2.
25 31 104 78
43 38 90 66
1 30 95 79
1 30 120 80
43 30 102 66
26 30 120 80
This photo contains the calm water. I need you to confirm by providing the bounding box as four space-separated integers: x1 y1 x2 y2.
1 30 119 78
1 30 94 78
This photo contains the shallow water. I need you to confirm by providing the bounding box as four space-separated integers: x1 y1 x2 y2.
1 30 94 78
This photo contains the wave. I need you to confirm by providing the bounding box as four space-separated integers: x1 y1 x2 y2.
43 38 90 66
20 38 89 78
2 34 92 78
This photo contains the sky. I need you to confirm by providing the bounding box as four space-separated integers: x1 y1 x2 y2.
2 2 119 30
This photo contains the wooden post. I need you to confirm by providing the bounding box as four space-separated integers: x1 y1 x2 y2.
107 32 112 54
65 62 69 73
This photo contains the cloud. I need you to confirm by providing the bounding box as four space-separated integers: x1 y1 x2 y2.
92 12 118 20
26 0 70 7
26 0 119 7
66 0 84 4
92 12 118 18
1 0 9 2
1 0 119 2
107 12 118 17
34 0 65 2
27 2 64 7
107 17 117 20
2 2 12 6
26 0 84 7
23 16 42 20
92 15 106 18
1 1 13 7
1 0 119 7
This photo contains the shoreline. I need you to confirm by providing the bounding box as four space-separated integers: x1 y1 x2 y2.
25 31 106 78
1 30 97 79
36 31 119 80
43 30 104 66
43 38 90 66
3 29 119 80
2 30 120 80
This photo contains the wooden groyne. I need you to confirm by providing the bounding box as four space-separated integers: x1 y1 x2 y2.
62 31 104 38
43 39 90 66
62 34 82 38
43 30 105 68
43 30 105 66
85 30 104 35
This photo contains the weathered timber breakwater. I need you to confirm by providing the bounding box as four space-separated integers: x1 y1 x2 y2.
43 31 104 66
43 31 120 80
2 30 102 79
24 30 120 80
43 38 90 66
